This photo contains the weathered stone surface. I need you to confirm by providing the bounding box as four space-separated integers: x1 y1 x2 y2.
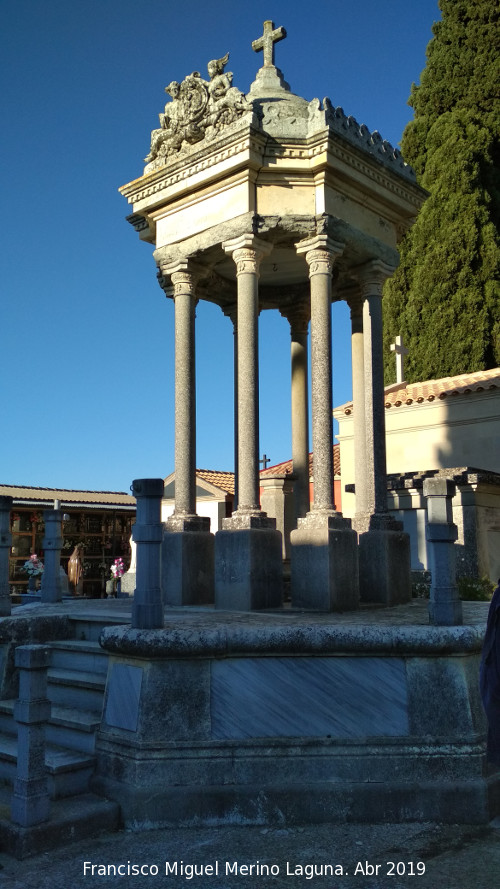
290 512 359 611
214 526 283 610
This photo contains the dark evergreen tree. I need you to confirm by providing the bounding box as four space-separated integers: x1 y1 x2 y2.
383 0 500 383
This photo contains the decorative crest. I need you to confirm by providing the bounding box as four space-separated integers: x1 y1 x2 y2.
251 20 286 67
145 53 250 169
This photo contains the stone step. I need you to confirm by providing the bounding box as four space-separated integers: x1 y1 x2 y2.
0 731 96 798
69 611 131 642
47 667 106 712
0 700 100 754
0 787 121 860
49 639 109 676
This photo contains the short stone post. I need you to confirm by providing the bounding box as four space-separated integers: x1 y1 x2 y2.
131 479 164 629
40 510 64 603
423 477 463 626
11 645 51 827
0 495 13 616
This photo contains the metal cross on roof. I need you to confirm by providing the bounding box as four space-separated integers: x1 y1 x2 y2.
252 20 287 68
259 453 271 469
390 335 409 384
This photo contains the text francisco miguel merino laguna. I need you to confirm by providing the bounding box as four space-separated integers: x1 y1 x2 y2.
83 860 351 878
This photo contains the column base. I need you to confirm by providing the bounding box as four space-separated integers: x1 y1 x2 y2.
358 514 411 605
215 514 282 610
290 511 359 611
162 516 214 606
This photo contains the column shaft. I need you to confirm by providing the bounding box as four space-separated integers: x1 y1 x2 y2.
289 310 310 520
362 286 389 515
171 268 197 517
349 298 368 518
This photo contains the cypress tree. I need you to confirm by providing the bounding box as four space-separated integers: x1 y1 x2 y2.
383 0 500 384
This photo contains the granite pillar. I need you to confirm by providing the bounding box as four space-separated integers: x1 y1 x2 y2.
159 262 214 606
290 236 359 611
215 235 282 610
131 479 164 629
423 477 463 626
0 496 13 616
282 303 310 523
347 295 368 522
11 645 51 827
40 510 64 603
355 261 411 605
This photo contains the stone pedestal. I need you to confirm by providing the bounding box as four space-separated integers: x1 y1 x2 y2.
424 478 463 626
260 475 295 561
290 512 359 611
130 479 164 630
11 645 51 827
358 513 412 605
0 496 13 617
215 514 282 611
40 510 64 603
162 515 214 606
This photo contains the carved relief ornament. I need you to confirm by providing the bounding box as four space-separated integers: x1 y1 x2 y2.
145 53 251 169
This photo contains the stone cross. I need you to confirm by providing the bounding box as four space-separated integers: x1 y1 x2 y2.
390 335 408 384
259 453 271 469
252 20 286 67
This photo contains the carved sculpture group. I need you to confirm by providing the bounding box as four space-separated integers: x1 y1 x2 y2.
145 53 250 167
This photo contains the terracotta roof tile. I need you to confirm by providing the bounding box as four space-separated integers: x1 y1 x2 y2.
0 484 136 508
196 469 235 495
336 367 500 413
260 445 341 479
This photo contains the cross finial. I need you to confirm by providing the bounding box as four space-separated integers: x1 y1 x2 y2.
390 335 409 384
259 453 271 469
252 20 286 68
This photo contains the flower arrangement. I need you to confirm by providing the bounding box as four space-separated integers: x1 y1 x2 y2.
21 554 44 576
110 557 125 579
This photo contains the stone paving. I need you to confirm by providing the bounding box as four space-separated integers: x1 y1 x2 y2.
0 819 499 888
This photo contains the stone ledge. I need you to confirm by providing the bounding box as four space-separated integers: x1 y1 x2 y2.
99 606 486 659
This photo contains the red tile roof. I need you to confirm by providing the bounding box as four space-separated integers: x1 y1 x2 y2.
196 469 235 495
337 367 500 414
260 445 341 478
0 484 136 508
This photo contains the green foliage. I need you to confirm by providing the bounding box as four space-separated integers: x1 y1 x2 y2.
383 0 500 383
457 574 494 601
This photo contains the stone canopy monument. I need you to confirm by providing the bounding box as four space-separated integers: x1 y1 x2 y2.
120 20 426 612
86 21 498 833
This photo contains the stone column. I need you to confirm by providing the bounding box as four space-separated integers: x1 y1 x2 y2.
281 303 310 522
0 496 13 616
423 477 463 625
290 236 359 611
223 303 238 512
158 260 214 606
11 645 51 827
346 294 368 522
354 260 411 605
40 509 64 603
131 478 164 629
214 235 282 610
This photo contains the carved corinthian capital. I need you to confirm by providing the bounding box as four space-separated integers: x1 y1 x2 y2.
222 234 272 277
158 260 199 300
295 235 345 278
354 259 397 298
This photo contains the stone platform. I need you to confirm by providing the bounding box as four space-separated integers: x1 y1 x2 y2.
88 600 498 829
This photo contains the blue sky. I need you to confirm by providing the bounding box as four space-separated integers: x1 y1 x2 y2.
1 0 440 492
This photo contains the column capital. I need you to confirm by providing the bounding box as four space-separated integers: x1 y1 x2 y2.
295 235 345 275
280 301 310 335
354 259 397 297
156 258 200 298
222 234 272 276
